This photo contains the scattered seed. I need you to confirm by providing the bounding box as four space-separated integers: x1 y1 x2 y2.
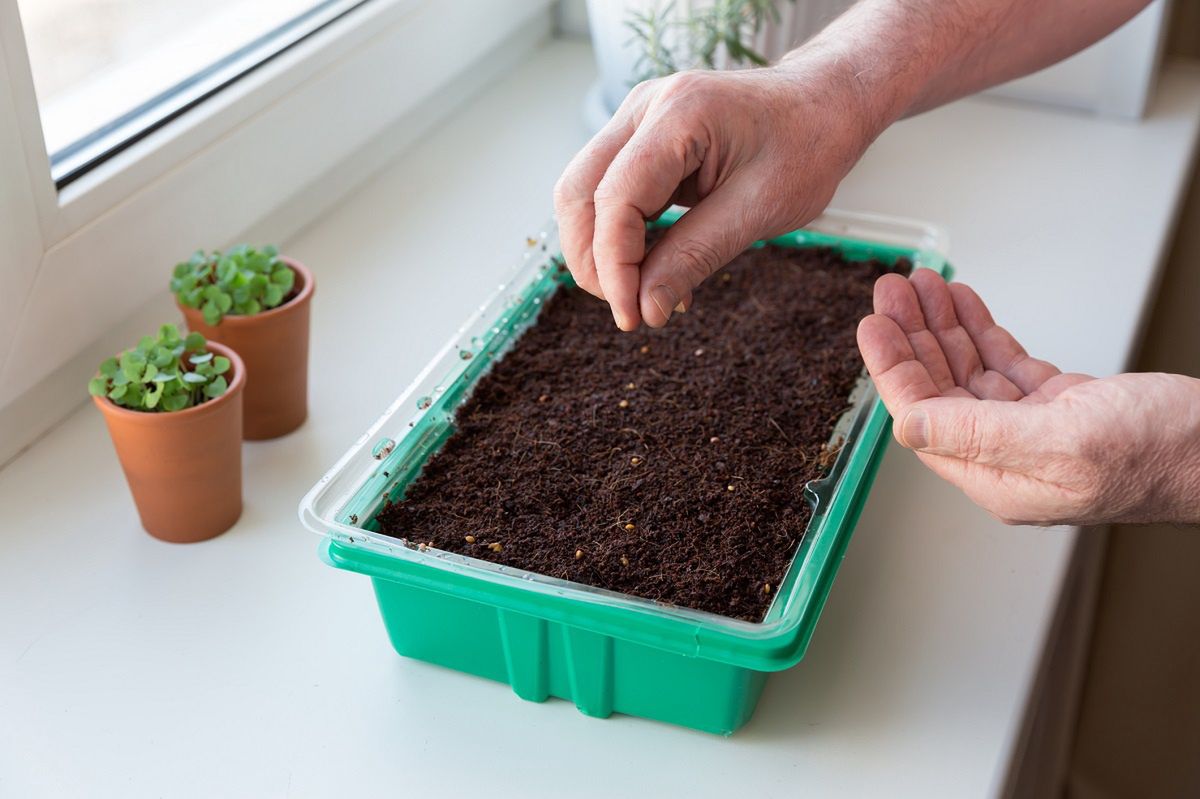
625 382 636 390
618 399 629 409
763 583 772 594
624 523 635 531
464 535 476 544
488 542 502 553
721 272 732 283
709 436 720 444
538 394 550 403
418 543 428 552
620 556 629 567
694 348 705 357
727 484 735 492
639 345 650 354
630 456 642 466
575 549 584 560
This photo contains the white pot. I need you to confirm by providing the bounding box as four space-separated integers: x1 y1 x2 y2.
583 0 854 130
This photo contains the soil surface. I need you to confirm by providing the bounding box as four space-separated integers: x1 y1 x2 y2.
375 239 910 621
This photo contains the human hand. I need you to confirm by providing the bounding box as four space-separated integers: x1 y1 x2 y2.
554 59 878 331
856 270 1200 526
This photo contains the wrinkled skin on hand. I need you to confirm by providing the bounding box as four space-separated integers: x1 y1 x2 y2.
554 64 872 331
857 270 1200 526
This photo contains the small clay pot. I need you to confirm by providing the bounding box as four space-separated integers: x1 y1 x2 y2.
94 342 245 544
178 257 314 440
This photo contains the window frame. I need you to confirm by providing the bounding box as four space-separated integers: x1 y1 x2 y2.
0 0 554 461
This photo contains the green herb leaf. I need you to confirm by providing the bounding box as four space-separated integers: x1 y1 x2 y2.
184 331 205 351
162 393 189 412
88 377 109 396
189 351 214 365
203 375 228 398
182 372 207 384
212 356 230 375
202 300 221 326
99 357 119 378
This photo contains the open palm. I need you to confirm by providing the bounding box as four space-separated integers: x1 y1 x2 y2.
856 270 1200 526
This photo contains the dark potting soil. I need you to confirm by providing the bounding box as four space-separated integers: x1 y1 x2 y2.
375 239 911 622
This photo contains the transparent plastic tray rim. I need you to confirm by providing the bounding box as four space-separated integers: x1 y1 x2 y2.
299 207 949 640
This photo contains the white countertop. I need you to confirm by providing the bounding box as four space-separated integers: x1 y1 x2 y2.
3 40 1199 798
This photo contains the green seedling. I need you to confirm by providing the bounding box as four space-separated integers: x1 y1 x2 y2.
88 324 230 412
171 244 295 325
627 0 796 82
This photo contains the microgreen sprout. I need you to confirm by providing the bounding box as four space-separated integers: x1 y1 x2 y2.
88 324 230 412
171 244 296 325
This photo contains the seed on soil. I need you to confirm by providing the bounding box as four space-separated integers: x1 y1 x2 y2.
418 543 428 552
763 583 772 594
575 549 583 559
694 348 705 357
618 399 629 409
630 456 642 466
727 484 735 492
488 542 502 553
721 272 732 283
464 535 476 544
624 523 635 531
625 382 636 390
709 436 720 443
538 394 550 403
620 556 629 567
639 345 650 354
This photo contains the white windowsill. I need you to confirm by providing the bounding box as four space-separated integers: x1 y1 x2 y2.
2 40 1199 798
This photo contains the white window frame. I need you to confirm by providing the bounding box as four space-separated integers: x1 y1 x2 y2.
0 0 554 463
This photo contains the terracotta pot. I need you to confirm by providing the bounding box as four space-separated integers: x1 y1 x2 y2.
94 341 245 544
177 257 314 440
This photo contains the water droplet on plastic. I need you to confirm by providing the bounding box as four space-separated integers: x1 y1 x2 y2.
470 336 483 349
532 297 541 305
416 396 432 410
372 438 395 459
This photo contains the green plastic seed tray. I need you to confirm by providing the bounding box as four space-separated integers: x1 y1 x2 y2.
299 208 951 734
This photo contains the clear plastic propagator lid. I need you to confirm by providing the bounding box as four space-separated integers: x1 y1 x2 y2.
298 208 949 642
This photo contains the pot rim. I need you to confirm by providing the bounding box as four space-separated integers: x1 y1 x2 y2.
92 340 246 422
176 256 314 327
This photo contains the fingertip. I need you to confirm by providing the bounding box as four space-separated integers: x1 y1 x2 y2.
895 406 931 450
611 306 641 332
872 272 911 310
